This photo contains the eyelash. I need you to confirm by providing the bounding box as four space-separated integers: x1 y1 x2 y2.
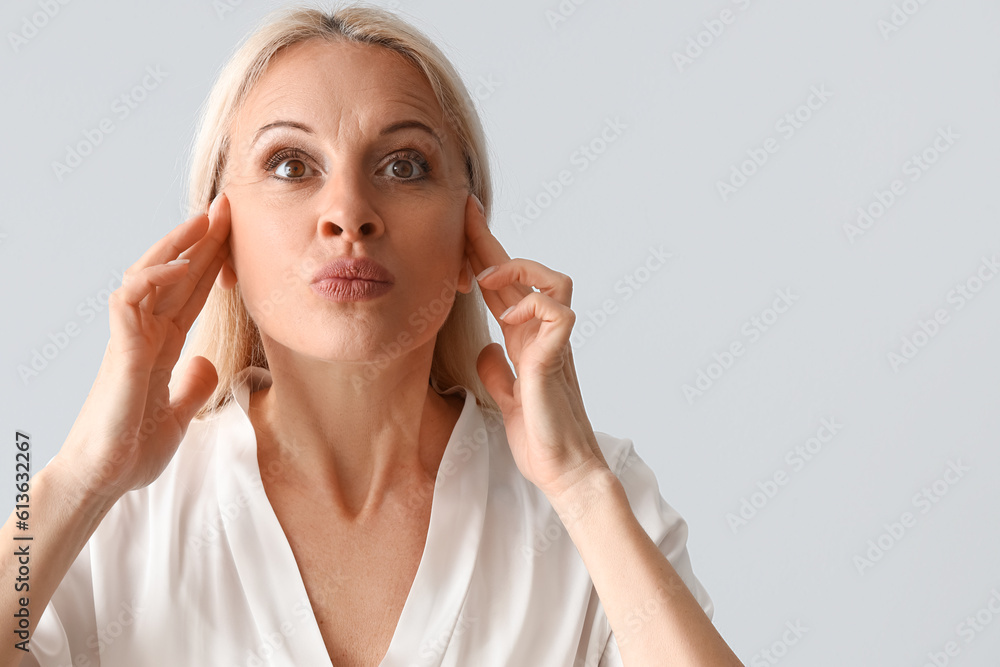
262 146 433 183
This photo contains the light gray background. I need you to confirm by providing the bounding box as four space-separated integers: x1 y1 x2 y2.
2 1 999 665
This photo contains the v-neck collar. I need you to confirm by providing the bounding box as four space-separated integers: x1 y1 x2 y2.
214 366 490 666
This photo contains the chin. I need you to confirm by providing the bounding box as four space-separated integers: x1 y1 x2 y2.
296 330 416 363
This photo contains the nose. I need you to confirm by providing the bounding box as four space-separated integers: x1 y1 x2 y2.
316 166 385 242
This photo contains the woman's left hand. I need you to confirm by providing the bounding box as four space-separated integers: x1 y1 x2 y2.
463 194 612 500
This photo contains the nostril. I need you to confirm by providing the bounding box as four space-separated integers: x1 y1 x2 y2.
326 221 376 236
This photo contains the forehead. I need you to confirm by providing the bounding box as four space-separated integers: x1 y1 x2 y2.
232 38 446 142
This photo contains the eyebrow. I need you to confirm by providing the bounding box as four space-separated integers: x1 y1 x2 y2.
250 119 443 148
251 120 313 147
381 119 444 148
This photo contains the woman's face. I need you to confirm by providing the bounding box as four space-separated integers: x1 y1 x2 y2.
220 38 473 366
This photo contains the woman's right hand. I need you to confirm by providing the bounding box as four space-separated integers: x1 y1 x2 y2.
51 193 233 504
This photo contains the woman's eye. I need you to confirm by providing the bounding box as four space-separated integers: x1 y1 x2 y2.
384 153 431 181
275 158 308 179
263 149 430 182
263 148 313 181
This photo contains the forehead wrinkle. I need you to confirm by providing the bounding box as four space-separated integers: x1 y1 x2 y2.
240 99 444 155
388 86 443 120
231 40 458 167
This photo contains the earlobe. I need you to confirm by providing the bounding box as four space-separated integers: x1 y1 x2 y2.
216 257 238 290
457 257 473 295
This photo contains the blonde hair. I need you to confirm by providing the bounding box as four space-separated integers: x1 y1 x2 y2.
173 1 501 419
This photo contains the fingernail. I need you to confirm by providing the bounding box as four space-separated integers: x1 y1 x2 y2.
465 259 474 285
476 265 498 281
471 193 485 215
500 305 515 321
166 258 190 266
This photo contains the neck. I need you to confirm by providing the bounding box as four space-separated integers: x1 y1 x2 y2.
247 340 464 523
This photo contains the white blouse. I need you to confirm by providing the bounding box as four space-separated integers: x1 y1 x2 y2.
24 366 714 666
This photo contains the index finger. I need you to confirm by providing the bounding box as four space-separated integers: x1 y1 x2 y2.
129 212 210 275
152 193 232 319
463 194 533 313
464 194 510 268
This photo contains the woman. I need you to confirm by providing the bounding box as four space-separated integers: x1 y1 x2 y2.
1 4 743 666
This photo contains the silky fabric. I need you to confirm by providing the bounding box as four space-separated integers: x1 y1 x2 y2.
24 366 714 666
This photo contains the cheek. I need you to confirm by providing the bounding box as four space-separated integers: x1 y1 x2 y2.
228 206 298 297
421 205 465 259
416 231 464 287
427 226 462 258
391 199 462 258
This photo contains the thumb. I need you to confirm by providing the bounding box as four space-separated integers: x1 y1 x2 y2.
169 356 219 429
476 343 515 413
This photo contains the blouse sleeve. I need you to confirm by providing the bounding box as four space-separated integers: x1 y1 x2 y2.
593 436 715 666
